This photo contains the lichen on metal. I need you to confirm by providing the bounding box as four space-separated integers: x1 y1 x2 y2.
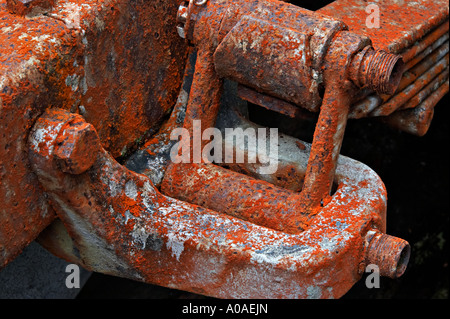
1 0 448 299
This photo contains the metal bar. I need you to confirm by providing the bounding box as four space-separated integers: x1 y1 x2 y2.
405 32 449 70
383 80 449 136
317 0 449 54
296 80 351 215
182 47 223 162
398 68 449 111
161 162 309 234
398 42 450 92
401 20 449 62
237 84 304 119
214 14 324 112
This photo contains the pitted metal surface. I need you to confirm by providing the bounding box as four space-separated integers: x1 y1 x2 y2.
0 0 447 299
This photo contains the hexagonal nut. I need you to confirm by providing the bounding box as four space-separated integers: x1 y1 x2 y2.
53 118 101 175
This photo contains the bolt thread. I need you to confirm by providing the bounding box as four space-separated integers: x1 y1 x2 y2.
351 47 405 95
366 231 411 278
363 49 405 95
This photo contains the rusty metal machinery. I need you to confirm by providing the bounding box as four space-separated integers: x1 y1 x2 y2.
0 0 448 298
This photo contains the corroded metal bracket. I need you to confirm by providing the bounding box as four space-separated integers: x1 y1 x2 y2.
2 0 448 299
0 0 187 268
176 0 405 222
29 107 409 298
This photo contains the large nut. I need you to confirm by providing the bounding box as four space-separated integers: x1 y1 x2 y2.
53 118 101 175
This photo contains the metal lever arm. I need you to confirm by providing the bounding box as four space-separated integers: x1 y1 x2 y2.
28 108 408 298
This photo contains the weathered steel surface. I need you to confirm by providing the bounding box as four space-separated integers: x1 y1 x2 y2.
318 0 449 135
6 0 54 16
351 50 449 118
1 0 444 299
182 0 404 218
317 0 449 55
0 2 78 268
162 162 311 234
382 80 449 136
214 12 341 112
29 108 410 298
0 0 187 268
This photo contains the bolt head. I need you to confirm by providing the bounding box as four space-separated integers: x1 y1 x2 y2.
53 119 101 175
